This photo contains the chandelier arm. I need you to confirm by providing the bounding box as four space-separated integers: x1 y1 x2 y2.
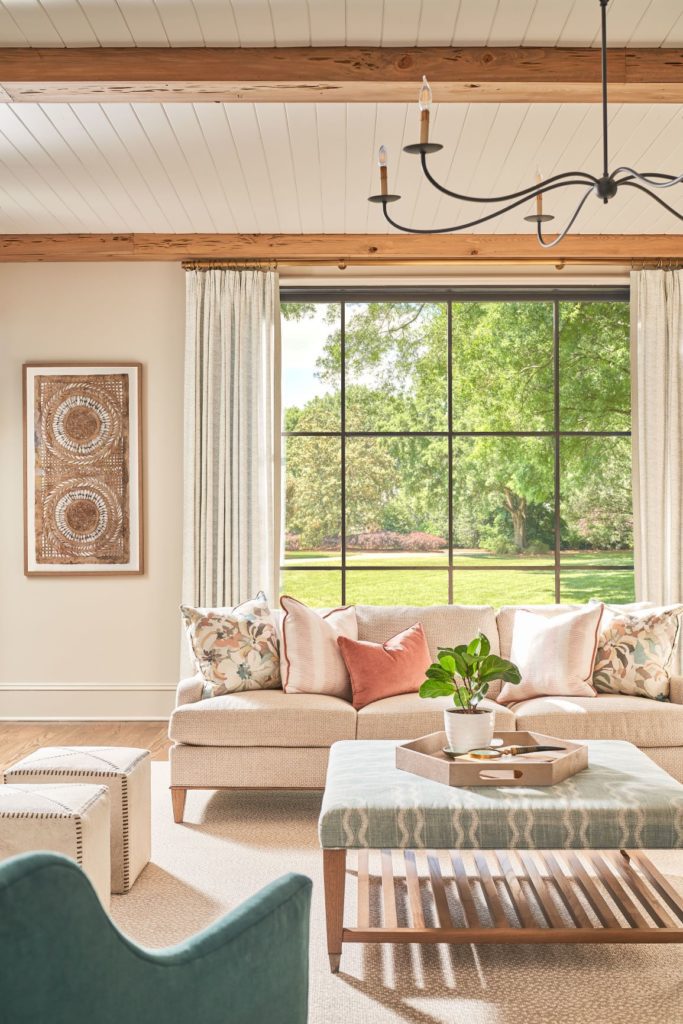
610 167 683 189
535 187 596 249
620 181 683 221
380 180 594 235
419 152 597 203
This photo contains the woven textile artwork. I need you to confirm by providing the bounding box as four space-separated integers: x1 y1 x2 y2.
25 365 142 573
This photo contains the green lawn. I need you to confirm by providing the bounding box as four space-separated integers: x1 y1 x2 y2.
281 550 635 607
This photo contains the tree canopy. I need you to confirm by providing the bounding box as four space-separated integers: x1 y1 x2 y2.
282 298 631 555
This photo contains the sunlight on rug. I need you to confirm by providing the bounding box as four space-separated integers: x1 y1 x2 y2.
110 763 683 1024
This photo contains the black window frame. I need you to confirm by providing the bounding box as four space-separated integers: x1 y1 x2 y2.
280 285 632 605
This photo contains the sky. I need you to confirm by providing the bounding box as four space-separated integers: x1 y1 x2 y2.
281 304 336 409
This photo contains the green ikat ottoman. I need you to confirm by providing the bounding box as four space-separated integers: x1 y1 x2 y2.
318 739 683 851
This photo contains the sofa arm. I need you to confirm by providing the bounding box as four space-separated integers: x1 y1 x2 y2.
670 675 683 705
176 674 204 707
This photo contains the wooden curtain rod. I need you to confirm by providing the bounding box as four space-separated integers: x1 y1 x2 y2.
182 257 682 271
182 260 278 271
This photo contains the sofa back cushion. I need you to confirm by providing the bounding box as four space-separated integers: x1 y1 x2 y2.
355 603 499 697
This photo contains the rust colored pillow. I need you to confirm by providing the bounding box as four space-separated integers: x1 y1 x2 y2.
337 622 432 710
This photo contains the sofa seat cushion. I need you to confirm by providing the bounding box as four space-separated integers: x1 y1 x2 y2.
511 694 683 748
169 690 356 747
355 693 515 741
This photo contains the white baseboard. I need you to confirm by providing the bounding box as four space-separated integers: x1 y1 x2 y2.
0 682 175 720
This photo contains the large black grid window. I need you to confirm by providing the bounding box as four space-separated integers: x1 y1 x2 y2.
280 288 633 608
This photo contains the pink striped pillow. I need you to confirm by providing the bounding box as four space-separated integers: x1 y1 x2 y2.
497 603 604 704
280 596 358 700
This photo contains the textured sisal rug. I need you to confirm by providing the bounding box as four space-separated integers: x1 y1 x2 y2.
110 763 683 1024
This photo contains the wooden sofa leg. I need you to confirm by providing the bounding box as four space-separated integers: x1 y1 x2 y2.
171 788 187 824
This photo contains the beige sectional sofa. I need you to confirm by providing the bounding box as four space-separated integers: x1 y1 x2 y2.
169 603 683 821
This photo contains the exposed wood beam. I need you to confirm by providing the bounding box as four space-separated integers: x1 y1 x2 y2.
0 233 680 264
0 46 681 103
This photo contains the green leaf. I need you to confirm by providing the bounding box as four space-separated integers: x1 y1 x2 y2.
477 633 491 658
452 651 469 678
454 686 472 709
419 678 455 699
426 665 449 681
466 636 482 657
438 653 456 675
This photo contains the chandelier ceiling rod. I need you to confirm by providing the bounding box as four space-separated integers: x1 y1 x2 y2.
368 0 682 249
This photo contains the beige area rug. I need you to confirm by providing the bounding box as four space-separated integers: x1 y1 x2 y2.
111 763 683 1024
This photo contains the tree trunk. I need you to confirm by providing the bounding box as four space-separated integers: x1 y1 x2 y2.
503 488 527 550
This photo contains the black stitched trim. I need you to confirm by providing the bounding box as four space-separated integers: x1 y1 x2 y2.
121 774 130 892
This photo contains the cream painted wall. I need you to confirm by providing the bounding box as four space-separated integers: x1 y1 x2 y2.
0 263 186 718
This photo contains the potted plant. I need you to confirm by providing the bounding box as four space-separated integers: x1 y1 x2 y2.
419 634 522 753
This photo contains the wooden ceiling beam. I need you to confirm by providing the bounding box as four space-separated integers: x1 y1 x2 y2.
0 46 681 103
0 233 680 263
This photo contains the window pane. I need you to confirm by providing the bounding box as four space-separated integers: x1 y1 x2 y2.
559 301 630 431
346 437 448 565
281 302 341 431
452 437 554 565
452 301 553 430
560 437 633 565
284 437 341 564
345 301 447 431
560 570 635 604
345 570 448 606
453 571 556 605
280 570 341 608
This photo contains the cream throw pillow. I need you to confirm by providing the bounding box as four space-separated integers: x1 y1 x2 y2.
497 602 604 704
280 596 358 700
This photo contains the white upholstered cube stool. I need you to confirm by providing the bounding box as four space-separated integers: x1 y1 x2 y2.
0 783 111 908
4 747 151 894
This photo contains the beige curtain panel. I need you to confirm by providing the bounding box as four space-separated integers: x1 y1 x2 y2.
182 267 281 618
630 269 683 607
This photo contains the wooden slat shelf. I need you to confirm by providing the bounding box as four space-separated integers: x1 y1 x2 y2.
336 848 683 960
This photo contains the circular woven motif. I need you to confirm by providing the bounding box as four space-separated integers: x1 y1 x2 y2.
41 384 121 463
42 478 123 558
55 489 108 543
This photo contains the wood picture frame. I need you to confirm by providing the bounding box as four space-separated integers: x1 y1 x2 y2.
23 362 143 576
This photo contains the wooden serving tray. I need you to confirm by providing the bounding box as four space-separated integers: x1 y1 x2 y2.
396 730 588 787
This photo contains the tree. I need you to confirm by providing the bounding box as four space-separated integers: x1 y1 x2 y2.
281 298 632 554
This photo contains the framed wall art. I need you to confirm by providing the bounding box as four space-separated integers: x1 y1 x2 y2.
23 363 143 575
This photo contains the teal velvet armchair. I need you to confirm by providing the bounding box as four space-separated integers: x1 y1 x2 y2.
0 852 312 1024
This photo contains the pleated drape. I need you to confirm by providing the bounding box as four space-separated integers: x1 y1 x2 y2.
630 269 683 607
182 268 281 623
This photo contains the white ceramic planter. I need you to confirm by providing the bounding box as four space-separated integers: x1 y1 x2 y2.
443 707 495 753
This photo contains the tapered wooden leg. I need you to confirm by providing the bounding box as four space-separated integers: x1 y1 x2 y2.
171 787 187 824
323 848 346 973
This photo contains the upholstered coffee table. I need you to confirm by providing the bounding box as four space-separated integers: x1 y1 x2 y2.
319 739 683 971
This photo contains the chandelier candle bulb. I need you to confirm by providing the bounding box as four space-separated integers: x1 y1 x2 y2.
378 145 388 196
535 171 543 217
419 76 432 145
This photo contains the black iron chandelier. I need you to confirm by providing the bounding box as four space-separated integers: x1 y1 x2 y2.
368 0 682 248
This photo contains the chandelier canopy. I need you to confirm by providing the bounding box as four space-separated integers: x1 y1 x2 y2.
368 0 682 248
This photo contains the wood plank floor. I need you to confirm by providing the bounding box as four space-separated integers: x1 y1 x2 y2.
0 722 171 774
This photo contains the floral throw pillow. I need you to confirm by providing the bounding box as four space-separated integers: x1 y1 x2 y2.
181 592 280 698
592 603 683 701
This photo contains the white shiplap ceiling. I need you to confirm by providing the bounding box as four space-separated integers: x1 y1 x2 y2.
0 2 681 236
0 100 681 234
0 0 681 48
